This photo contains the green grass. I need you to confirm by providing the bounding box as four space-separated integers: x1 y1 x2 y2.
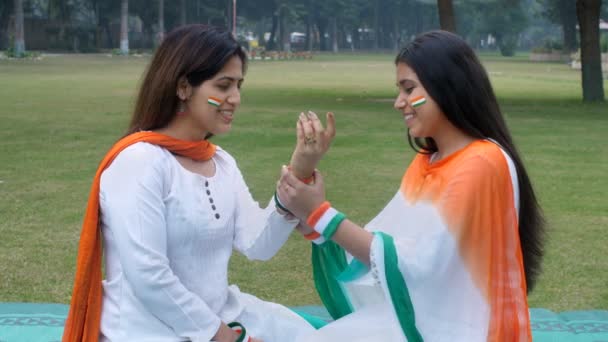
0 53 607 311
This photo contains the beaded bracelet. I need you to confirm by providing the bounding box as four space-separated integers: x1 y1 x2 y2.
227 322 252 342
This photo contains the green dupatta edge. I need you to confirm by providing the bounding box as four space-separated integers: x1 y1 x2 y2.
311 232 423 341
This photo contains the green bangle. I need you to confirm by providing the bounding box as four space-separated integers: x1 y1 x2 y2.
274 191 292 214
227 322 247 342
322 212 346 240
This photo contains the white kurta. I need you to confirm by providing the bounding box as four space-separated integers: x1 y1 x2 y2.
98 142 314 341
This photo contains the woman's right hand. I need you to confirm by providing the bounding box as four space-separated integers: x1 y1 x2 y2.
289 111 335 180
277 167 326 221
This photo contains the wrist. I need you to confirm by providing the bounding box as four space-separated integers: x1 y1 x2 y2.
287 165 314 184
227 322 252 342
288 156 317 180
213 323 238 342
304 202 347 245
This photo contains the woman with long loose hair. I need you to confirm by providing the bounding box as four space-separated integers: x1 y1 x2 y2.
281 30 545 341
62 25 333 342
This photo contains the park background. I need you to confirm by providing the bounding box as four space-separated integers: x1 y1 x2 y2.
1 0 607 317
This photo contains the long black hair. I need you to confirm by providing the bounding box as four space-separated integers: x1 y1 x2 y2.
396 30 545 291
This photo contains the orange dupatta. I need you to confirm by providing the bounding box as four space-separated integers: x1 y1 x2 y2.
62 131 216 342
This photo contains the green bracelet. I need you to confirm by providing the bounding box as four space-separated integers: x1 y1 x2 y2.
274 191 292 214
321 212 346 240
227 321 248 342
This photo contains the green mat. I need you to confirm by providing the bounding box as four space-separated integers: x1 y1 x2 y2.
2 303 607 341
0 303 67 342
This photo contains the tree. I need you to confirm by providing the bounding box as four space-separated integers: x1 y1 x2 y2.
437 0 456 33
14 0 25 57
472 0 527 56
120 0 128 54
0 1 12 50
157 0 164 44
540 0 577 52
180 0 186 26
556 0 577 52
576 0 605 102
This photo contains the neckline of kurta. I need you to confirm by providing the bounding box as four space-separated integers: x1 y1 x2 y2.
169 152 219 180
423 139 484 171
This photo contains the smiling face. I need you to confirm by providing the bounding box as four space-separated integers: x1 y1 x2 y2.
394 62 447 140
179 55 244 137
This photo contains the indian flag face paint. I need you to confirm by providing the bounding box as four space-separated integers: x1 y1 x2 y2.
207 96 222 107
411 96 427 108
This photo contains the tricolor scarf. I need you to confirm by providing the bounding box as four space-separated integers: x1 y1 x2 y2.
62 131 216 342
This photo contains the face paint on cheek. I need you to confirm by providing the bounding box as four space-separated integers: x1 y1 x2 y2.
207 96 223 107
411 96 427 108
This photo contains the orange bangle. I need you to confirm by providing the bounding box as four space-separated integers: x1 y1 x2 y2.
303 231 321 241
287 165 315 184
306 201 331 227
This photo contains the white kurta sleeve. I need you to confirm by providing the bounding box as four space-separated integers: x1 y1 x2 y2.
100 145 221 342
231 164 298 261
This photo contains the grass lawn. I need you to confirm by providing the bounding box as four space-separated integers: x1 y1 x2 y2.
0 52 606 312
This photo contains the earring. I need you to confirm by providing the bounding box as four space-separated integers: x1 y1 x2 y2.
177 100 187 115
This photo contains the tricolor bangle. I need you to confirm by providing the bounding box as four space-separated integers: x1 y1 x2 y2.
227 322 252 342
306 202 346 244
304 230 326 245
303 230 321 241
306 201 331 227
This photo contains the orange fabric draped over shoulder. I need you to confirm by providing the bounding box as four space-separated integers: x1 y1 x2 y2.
62 131 216 342
401 140 530 341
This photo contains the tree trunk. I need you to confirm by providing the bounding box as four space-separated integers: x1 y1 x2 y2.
352 27 360 50
305 0 313 51
267 12 278 50
437 0 457 33
373 0 380 50
180 0 186 26
14 0 25 57
158 0 164 44
120 0 129 54
393 8 400 51
576 0 604 102
316 18 327 51
559 0 577 52
279 6 290 52
330 17 338 53
226 0 235 35
0 2 11 50
93 0 102 50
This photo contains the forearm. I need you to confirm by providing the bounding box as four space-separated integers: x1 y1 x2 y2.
289 152 316 180
330 219 374 265
236 208 298 261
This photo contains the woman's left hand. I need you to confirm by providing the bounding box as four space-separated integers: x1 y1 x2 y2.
276 166 326 221
289 111 335 180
